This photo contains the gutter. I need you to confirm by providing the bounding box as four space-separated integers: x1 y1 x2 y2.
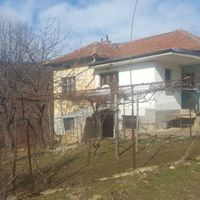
89 48 200 69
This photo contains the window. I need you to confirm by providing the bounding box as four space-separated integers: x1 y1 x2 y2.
62 76 76 93
63 118 74 131
165 69 172 89
100 72 118 89
165 69 171 81
182 72 195 88
123 115 136 129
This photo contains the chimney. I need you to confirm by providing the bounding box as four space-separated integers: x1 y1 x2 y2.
105 35 111 43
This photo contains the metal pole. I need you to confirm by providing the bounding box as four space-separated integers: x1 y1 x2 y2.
123 98 126 138
131 127 136 169
128 0 139 170
130 83 136 169
189 109 192 137
60 101 65 151
136 95 139 152
47 101 53 139
26 125 33 192
114 93 119 159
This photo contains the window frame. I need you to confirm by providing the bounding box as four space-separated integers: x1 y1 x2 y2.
165 69 171 82
122 115 136 129
100 72 119 89
61 76 76 93
63 117 74 132
182 72 195 89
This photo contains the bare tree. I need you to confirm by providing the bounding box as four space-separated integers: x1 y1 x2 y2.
0 15 67 197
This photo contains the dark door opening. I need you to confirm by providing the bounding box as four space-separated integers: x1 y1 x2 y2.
181 72 196 110
100 72 119 90
101 111 114 137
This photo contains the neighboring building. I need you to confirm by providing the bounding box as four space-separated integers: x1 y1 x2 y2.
49 30 200 143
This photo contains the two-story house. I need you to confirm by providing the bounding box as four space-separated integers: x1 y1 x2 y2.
49 30 200 144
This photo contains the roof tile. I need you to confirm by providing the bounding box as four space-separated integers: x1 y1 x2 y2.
51 30 200 64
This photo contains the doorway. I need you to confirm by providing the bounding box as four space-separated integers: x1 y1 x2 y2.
101 110 114 137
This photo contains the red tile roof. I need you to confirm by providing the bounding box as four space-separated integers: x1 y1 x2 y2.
51 41 120 64
119 30 200 57
51 30 200 64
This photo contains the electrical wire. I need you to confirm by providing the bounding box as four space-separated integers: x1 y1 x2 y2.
128 0 140 168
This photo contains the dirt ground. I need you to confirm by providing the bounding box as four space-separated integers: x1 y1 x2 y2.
140 127 200 138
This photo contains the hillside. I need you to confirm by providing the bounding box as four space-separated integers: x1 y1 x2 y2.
9 133 200 200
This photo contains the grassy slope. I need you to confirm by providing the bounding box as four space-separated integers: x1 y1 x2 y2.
16 136 200 199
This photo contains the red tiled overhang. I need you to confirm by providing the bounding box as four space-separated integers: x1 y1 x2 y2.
50 29 200 65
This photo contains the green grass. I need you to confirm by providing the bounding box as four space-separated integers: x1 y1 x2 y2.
12 136 200 199
31 163 200 200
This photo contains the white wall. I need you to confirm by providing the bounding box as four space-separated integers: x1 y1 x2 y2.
119 62 155 86
95 61 157 117
95 60 182 121
119 62 156 116
154 62 182 110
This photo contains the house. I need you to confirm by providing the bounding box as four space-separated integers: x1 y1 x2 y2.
50 30 200 144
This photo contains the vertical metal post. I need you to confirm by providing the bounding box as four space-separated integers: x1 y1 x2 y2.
189 109 192 137
60 101 65 151
123 98 126 138
47 101 52 139
130 84 136 169
128 0 139 169
136 95 139 152
114 93 119 159
26 125 33 192
131 127 136 169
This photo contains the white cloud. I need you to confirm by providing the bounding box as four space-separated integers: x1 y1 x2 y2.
0 0 36 23
0 0 200 52
39 0 200 50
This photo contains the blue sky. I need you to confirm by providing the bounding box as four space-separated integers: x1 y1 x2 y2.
0 0 200 53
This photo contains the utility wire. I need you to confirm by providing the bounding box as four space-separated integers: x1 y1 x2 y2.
129 0 139 87
129 0 139 44
129 0 139 169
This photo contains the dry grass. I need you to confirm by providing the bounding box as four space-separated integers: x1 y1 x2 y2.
7 134 200 199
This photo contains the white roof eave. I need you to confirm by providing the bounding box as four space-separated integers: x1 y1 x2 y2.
91 52 200 69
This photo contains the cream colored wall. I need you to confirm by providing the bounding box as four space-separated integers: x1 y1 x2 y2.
54 65 96 118
53 65 96 141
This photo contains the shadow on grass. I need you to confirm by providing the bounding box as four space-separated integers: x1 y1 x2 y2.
17 152 84 192
119 144 132 156
46 150 94 187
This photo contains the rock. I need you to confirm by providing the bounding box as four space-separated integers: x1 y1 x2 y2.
177 136 185 141
65 193 79 200
6 196 17 200
196 155 200 161
88 194 102 200
145 143 150 147
135 166 158 174
184 162 191 166
98 165 158 181
41 188 64 195
19 148 25 152
169 165 175 170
